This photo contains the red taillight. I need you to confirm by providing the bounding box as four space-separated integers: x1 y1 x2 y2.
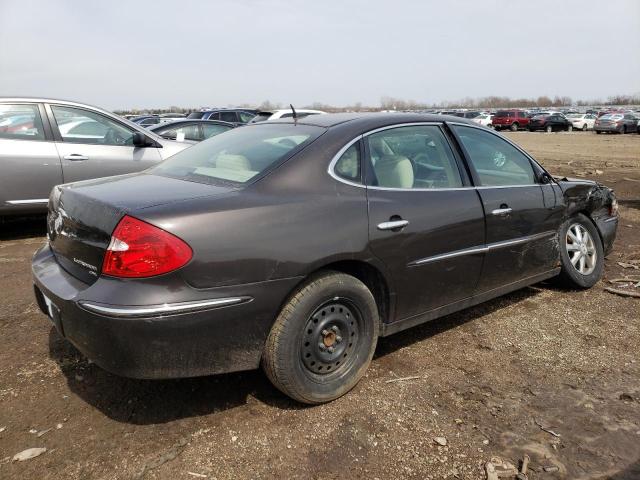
102 215 192 278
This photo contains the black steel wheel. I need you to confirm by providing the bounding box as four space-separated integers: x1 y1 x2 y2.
300 299 361 375
262 271 379 404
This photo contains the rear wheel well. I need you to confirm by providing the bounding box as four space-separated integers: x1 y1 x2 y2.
310 261 390 326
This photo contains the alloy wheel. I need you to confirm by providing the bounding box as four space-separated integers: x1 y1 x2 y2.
566 223 597 276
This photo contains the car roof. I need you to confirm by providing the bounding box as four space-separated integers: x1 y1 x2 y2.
268 112 476 129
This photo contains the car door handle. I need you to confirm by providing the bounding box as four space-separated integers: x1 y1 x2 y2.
377 219 409 231
63 154 89 161
491 207 512 216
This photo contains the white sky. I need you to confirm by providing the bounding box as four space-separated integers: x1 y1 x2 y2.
1 0 639 110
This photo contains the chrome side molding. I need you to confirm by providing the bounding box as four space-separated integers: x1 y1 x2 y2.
78 296 253 317
409 230 556 267
6 199 49 205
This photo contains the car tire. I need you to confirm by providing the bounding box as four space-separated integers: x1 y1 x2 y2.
546 125 553 133
567 124 573 132
596 130 601 134
582 123 588 131
510 123 518 132
262 271 379 404
557 213 604 289
620 125 626 134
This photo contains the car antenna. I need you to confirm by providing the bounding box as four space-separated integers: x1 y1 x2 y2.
290 103 297 121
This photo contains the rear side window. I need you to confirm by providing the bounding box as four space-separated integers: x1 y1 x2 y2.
152 124 324 184
219 112 238 123
452 125 535 186
161 124 201 141
334 142 361 182
0 104 45 140
366 125 463 189
187 112 206 119
201 123 232 138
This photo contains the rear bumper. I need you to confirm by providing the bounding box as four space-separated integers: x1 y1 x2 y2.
32 244 300 379
594 125 619 132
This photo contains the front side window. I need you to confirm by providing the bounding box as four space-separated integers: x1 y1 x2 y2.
0 104 45 140
452 125 536 186
334 142 361 182
237 111 255 123
152 124 324 184
52 105 134 146
366 125 463 189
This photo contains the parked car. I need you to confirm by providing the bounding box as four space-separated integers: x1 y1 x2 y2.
187 109 257 124
528 113 573 132
136 117 177 128
566 113 597 131
492 110 531 131
148 119 235 142
472 113 494 127
32 113 618 404
451 111 482 119
594 113 639 134
0 98 191 216
249 109 326 123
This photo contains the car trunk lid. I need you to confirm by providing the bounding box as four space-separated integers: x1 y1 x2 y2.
47 172 236 283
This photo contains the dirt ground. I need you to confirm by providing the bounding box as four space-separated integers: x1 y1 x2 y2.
0 131 639 480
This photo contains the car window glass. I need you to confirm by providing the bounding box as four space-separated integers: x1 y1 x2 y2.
219 112 237 122
152 124 323 185
452 125 536 187
366 125 463 189
0 104 45 140
162 124 201 141
209 112 220 120
202 123 231 138
334 142 361 182
52 105 134 146
237 111 255 123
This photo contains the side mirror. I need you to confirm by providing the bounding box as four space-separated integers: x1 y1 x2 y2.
539 172 553 184
132 131 150 147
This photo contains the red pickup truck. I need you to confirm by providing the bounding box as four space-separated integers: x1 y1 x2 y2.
492 110 531 131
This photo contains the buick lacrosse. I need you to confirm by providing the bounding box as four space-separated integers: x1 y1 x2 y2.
32 113 618 403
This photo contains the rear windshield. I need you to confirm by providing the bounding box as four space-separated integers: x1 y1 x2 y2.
566 114 582 118
601 114 623 120
187 112 206 119
152 123 324 185
495 111 513 117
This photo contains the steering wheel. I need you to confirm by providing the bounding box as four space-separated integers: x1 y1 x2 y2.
104 128 127 145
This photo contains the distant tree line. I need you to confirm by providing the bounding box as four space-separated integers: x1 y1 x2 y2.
114 93 640 115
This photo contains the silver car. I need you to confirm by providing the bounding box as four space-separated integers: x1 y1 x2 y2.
0 98 190 216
